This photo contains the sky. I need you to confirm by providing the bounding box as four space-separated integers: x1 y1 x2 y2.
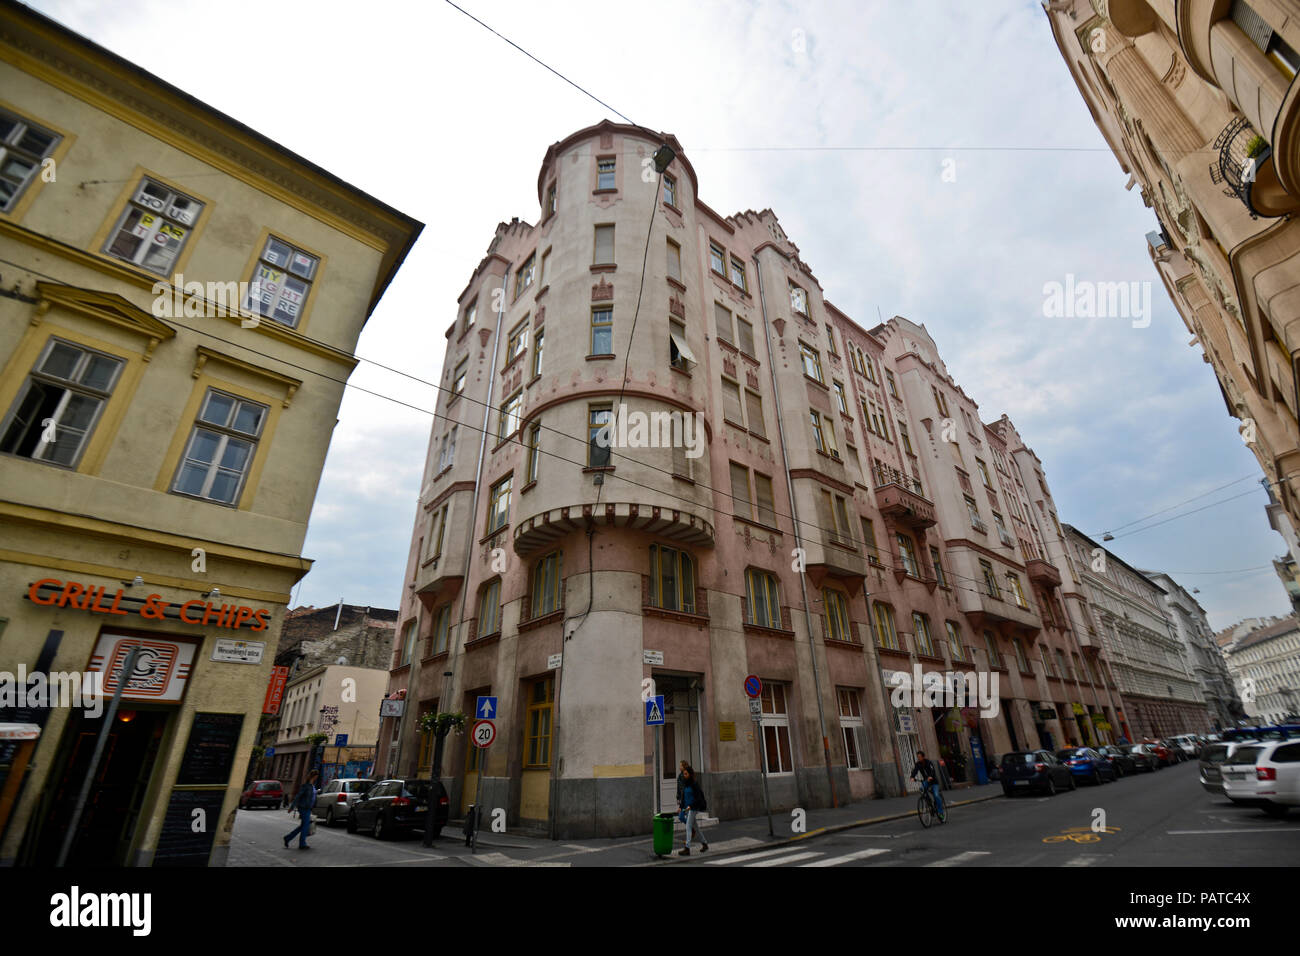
29 0 1295 630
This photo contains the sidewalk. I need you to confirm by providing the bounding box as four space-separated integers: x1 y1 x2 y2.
452 779 1005 867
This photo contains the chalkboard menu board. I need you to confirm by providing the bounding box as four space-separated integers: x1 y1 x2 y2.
154 788 226 867
176 712 244 785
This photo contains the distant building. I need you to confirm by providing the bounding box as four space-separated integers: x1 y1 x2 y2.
1220 616 1300 723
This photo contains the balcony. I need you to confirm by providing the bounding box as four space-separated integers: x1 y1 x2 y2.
1026 557 1062 589
804 532 868 591
872 464 936 529
958 585 1041 635
513 500 714 555
1211 116 1299 218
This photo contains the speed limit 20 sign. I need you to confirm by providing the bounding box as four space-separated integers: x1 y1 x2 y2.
471 719 496 748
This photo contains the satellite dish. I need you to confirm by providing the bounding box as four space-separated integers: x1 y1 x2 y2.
336 656 348 666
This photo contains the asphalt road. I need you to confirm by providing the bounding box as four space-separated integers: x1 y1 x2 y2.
226 762 1298 867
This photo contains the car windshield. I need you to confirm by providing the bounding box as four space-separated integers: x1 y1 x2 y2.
1226 746 1263 765
402 781 432 799
255 783 278 791
1002 753 1036 765
347 781 375 793
1055 750 1083 760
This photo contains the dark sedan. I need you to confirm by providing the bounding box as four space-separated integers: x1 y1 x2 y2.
1055 747 1117 785
1096 745 1136 777
1000 750 1076 796
347 778 448 840
1125 743 1159 772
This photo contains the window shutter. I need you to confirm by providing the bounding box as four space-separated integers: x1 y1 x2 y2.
722 379 744 424
736 318 755 355
714 303 733 344
594 225 615 264
729 463 752 517
754 474 776 526
745 390 765 436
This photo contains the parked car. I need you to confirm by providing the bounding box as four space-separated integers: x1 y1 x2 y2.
1125 744 1159 772
1221 740 1300 816
346 778 449 839
1096 745 1137 777
1055 747 1117 785
1159 738 1189 762
239 780 284 809
1200 740 1256 796
1000 750 1076 796
312 777 376 827
1169 735 1200 758
1141 739 1175 766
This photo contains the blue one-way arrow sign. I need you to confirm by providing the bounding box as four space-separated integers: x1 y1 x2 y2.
476 696 498 719
645 696 665 726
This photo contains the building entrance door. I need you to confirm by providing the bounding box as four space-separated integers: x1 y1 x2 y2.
894 706 920 793
24 707 168 866
653 674 703 811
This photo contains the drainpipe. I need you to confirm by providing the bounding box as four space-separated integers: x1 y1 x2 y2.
753 254 838 809
436 257 511 795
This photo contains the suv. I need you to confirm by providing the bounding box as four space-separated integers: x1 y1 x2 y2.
239 780 284 809
347 778 449 840
1199 740 1253 795
1000 750 1076 796
1221 740 1300 817
312 777 376 827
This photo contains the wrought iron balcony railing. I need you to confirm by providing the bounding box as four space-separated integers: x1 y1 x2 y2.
1210 115 1269 219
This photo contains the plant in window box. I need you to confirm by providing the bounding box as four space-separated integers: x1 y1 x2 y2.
1246 135 1267 159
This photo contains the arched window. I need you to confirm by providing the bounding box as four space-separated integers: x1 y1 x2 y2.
745 568 780 628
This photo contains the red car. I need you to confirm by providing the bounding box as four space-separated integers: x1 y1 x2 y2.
239 779 284 809
1140 740 1174 766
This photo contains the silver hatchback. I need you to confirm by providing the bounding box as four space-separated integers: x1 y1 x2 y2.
312 778 377 827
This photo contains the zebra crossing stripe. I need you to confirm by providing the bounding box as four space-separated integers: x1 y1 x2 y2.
706 845 811 865
924 850 991 867
804 848 892 867
746 850 823 867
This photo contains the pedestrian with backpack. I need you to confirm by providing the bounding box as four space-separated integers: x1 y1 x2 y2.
677 763 708 856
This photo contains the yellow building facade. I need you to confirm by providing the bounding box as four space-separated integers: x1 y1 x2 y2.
0 4 420 865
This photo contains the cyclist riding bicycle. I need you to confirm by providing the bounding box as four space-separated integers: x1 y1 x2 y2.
910 751 944 816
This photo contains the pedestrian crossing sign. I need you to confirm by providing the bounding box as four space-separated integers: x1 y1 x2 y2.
645 695 665 725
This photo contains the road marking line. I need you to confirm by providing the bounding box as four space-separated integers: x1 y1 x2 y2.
706 845 811 865
1064 855 1105 867
1167 827 1300 834
748 851 823 867
925 851 991 867
804 848 891 867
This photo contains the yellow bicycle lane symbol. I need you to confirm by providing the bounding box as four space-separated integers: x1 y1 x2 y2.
1042 826 1122 845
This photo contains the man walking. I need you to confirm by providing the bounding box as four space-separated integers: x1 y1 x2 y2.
284 769 318 850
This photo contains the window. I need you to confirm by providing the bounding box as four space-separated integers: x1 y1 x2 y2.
1055 648 1069 679
1 338 123 467
525 677 554 767
590 308 613 354
760 683 793 774
714 302 734 344
931 386 950 417
103 177 204 275
861 517 879 563
984 630 1002 668
478 579 502 636
245 236 318 328
810 410 827 453
514 253 535 300
400 619 416 666
789 282 807 315
965 495 982 529
430 605 451 656
1013 637 1030 673
745 389 766 437
663 174 677 207
531 328 544 378
799 342 824 382
593 224 615 265
754 472 776 526
736 317 755 356
525 422 541 483
588 404 612 466
976 458 992 488
897 533 919 576
666 240 682 282
833 380 848 414
874 603 899 650
540 249 551 287
824 588 852 642
464 302 477 331
930 547 947 587
885 369 898 399
730 256 747 291
597 158 616 190
980 560 1001 598
722 378 744 425
669 319 691 370
0 108 60 211
863 353 878 384
944 621 963 660
531 550 562 617
506 319 529 364
817 492 852 545
898 422 913 456
709 241 726 275
745 568 781 628
545 182 557 217
1007 573 1028 608
171 389 267 505
429 504 448 560
497 390 522 440
994 512 1012 546
729 462 752 517
487 475 512 533
913 612 936 656
649 544 695 613
838 689 867 770
437 426 457 471
452 359 467 398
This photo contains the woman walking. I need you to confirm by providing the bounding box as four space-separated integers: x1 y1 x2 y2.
677 764 708 856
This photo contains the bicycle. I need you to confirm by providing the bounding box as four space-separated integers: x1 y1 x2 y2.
917 780 947 828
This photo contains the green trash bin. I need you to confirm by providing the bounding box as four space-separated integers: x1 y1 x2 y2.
652 811 677 856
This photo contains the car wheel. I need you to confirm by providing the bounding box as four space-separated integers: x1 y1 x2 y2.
374 813 387 840
1068 773 1077 791
1046 776 1057 796
346 811 358 834
1093 769 1102 786
325 807 336 828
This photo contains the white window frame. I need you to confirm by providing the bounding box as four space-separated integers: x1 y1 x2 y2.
0 108 60 212
760 682 794 775
102 177 204 275
170 388 268 506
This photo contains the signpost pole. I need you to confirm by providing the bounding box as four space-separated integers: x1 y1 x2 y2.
56 645 140 868
756 712 773 837
653 723 661 815
471 747 485 855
